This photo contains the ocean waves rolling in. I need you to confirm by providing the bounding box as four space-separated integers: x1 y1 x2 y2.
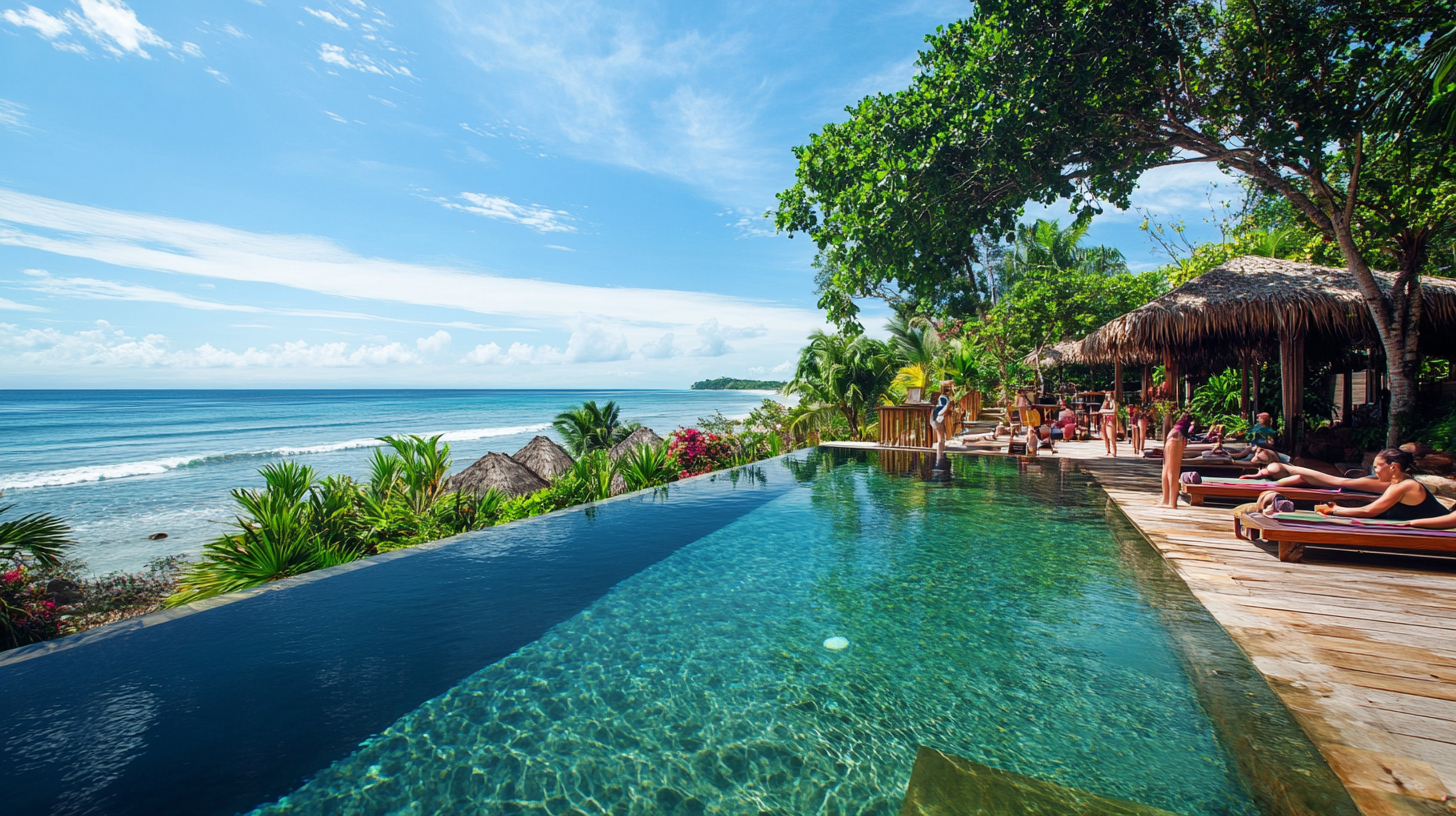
0 423 553 491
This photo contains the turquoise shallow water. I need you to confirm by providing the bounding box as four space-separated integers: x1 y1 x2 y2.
251 452 1328 816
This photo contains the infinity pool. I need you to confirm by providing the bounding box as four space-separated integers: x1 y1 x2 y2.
2 450 1354 816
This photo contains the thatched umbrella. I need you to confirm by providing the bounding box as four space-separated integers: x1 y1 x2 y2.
446 452 549 498
609 427 665 461
511 436 574 481
1081 255 1456 446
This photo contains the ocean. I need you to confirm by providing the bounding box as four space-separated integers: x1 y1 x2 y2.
0 390 782 575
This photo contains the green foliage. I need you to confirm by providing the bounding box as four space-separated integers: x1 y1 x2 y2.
551 400 640 457
618 443 678 491
0 504 76 568
784 330 901 440
168 435 495 607
689 378 786 391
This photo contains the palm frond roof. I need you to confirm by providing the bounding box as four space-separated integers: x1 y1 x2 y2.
610 427 664 461
446 452 549 498
1081 256 1456 365
511 436 574 481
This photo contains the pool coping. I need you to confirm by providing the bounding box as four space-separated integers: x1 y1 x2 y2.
824 439 1456 816
0 455 795 669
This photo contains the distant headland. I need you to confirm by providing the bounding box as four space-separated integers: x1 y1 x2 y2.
690 377 786 392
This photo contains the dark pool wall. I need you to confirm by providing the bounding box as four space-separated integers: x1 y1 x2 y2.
0 466 791 816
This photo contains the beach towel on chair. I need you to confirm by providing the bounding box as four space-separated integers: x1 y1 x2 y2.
1180 472 1201 484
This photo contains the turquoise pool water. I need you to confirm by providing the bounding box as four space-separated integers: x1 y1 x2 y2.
251 451 1350 816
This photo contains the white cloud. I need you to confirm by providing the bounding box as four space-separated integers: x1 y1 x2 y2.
205 67 228 83
316 41 408 76
222 23 246 38
415 329 450 353
0 296 45 311
749 360 793 376
544 244 574 252
180 40 202 57
304 7 349 29
638 332 677 359
690 318 765 357
2 4 68 38
0 98 29 133
0 189 823 341
65 0 169 58
436 192 575 234
461 325 630 366
323 110 348 123
0 320 420 368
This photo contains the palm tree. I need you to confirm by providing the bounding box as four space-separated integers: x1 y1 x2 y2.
552 400 639 456
996 219 1128 290
0 505 75 568
784 330 902 440
886 314 943 392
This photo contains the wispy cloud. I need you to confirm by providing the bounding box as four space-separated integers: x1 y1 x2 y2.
461 324 630 366
436 192 576 234
439 0 775 204
690 318 765 357
13 269 533 332
0 190 823 338
4 0 173 59
304 7 349 29
2 4 69 40
0 98 30 133
0 296 45 311
544 244 574 252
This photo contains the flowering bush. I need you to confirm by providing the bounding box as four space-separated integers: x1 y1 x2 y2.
668 427 733 478
1 566 63 649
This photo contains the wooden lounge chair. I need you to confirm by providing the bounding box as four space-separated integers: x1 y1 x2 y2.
1233 504 1456 563
1181 477 1378 507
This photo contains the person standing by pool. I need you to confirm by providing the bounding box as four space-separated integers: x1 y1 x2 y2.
930 380 954 456
1129 405 1146 455
1101 396 1119 457
1159 414 1191 508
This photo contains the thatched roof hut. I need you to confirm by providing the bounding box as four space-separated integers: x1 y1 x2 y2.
511 436 574 481
446 452 549 498
609 427 664 461
1023 339 1087 368
1082 255 1456 364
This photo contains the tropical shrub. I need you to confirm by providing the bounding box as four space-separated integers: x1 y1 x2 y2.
668 428 733 478
552 400 640 456
619 443 678 491
1 565 63 649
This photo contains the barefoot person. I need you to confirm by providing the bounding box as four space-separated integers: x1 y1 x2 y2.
930 380 954 457
1128 405 1145 455
1159 414 1191 508
1101 396 1119 457
1313 449 1449 522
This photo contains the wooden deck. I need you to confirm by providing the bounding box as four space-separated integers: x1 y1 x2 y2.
824 438 1456 815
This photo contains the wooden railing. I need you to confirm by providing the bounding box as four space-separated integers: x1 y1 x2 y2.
878 405 933 448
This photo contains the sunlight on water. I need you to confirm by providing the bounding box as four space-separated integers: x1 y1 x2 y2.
255 454 1267 816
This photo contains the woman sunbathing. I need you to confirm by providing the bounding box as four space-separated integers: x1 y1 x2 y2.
960 423 1009 442
1243 461 1383 493
1313 449 1448 522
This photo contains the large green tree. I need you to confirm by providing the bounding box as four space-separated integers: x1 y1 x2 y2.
776 0 1455 445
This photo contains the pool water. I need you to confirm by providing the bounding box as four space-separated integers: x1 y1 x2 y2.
1 450 1354 816
251 452 1346 816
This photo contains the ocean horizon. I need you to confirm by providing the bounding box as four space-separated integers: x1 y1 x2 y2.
2 389 784 574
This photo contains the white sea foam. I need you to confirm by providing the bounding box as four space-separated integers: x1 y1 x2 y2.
0 423 554 491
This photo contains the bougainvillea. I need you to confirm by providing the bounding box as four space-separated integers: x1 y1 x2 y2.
1 566 63 649
667 427 733 478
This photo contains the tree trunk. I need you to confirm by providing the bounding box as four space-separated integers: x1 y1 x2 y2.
1329 217 1425 448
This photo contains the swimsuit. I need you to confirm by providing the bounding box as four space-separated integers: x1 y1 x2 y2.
1377 483 1448 521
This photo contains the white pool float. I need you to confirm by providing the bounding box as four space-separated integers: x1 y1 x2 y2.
823 636 850 651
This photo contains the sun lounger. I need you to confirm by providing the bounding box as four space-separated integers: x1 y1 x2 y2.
1233 504 1456 562
1181 477 1378 507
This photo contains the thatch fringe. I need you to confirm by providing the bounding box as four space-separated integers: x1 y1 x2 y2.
446 452 549 498
511 436 574 481
610 427 664 461
1081 256 1456 365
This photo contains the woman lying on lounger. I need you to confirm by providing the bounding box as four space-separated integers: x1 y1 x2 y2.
960 423 1009 442
1242 461 1384 493
1312 449 1448 522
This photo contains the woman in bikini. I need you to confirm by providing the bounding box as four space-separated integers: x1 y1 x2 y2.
1313 449 1448 522
1159 414 1190 508
1101 396 1119 457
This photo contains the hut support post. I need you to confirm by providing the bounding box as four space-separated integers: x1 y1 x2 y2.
1239 354 1250 420
1279 328 1306 453
1113 360 1124 405
1341 368 1353 427
1141 364 1151 403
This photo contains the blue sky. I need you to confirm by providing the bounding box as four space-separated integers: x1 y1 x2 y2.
0 0 1233 388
